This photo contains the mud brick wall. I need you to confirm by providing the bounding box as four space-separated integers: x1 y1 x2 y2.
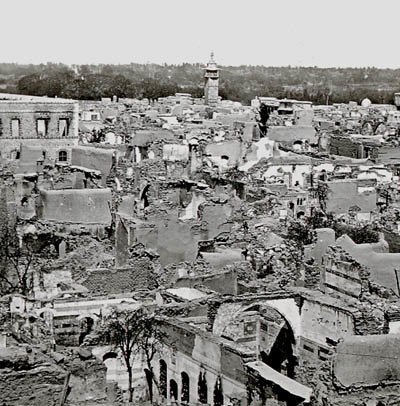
329 136 360 158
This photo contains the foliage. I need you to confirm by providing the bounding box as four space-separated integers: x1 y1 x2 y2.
98 306 165 403
0 62 395 104
333 222 379 244
287 218 315 247
257 103 274 135
315 181 329 212
0 188 34 295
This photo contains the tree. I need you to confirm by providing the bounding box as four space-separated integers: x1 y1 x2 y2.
287 218 315 247
99 306 165 403
0 187 34 295
333 222 379 244
136 311 166 404
0 186 59 296
257 103 274 136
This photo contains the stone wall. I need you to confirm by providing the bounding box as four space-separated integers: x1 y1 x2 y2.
155 320 251 405
299 299 355 351
321 246 367 299
40 188 112 225
0 96 79 162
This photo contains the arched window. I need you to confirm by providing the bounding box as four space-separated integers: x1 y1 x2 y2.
159 360 167 398
10 150 20 160
198 371 208 404
58 150 68 162
181 371 190 403
213 375 224 406
169 379 178 400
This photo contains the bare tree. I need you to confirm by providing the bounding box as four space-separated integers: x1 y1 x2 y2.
136 311 165 404
0 231 36 295
0 187 35 295
99 306 165 404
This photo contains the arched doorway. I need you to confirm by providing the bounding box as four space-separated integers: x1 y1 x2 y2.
181 371 190 403
213 375 224 406
78 316 94 345
170 379 178 400
159 359 167 398
198 371 208 404
102 351 118 362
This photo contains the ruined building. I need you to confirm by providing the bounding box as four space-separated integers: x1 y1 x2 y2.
0 93 79 164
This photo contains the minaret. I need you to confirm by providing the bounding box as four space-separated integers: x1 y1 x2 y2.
204 52 219 107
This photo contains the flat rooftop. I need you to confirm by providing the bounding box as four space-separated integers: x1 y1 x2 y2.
0 93 77 104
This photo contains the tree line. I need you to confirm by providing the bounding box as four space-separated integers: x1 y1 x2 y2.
0 62 399 104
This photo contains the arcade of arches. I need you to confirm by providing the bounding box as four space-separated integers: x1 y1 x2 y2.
159 360 225 405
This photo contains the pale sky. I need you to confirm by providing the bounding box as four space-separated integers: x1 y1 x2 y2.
2 0 400 68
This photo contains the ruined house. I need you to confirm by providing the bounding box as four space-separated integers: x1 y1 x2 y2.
0 93 79 164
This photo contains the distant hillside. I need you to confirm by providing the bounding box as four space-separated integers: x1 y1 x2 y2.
1 62 399 105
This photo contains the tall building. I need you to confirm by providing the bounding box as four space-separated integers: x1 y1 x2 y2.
204 52 219 107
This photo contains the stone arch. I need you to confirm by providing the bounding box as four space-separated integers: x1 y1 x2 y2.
236 302 299 377
36 307 55 317
35 308 55 327
102 351 118 362
181 371 190 403
238 300 301 342
169 378 178 400
159 359 167 398
293 140 303 151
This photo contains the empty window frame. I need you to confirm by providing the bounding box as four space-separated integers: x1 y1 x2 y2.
59 119 69 137
10 150 20 159
36 119 48 137
11 119 20 137
58 150 68 162
303 344 315 353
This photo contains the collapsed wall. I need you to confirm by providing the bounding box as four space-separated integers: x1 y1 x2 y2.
0 347 108 405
